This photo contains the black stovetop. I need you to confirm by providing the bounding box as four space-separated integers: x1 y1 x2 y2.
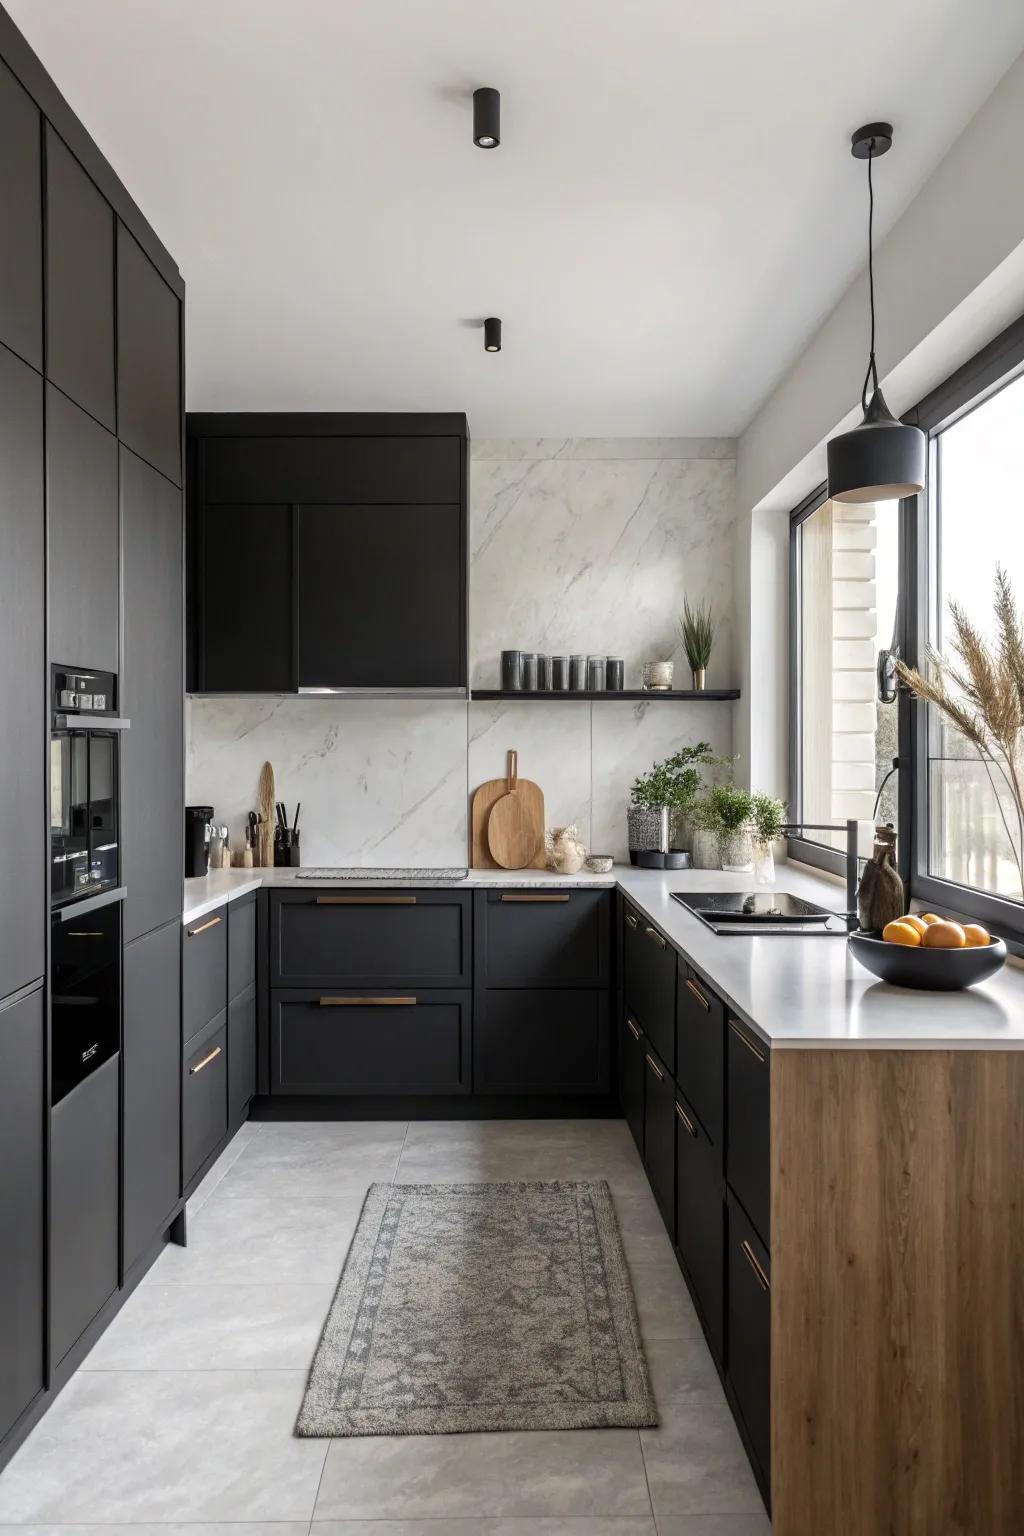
670 890 849 935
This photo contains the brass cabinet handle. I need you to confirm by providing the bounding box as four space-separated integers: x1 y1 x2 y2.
315 895 416 905
318 995 417 1006
500 893 570 903
644 925 666 950
187 915 222 937
675 1101 697 1136
729 1018 766 1064
685 977 710 1012
644 1053 664 1083
740 1238 770 1292
626 1017 641 1041
189 1044 222 1075
624 911 638 929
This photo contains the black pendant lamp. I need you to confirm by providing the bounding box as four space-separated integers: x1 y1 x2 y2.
473 88 500 148
827 123 925 504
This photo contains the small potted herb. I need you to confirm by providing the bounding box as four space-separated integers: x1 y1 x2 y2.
750 793 786 885
678 596 715 690
627 743 728 860
705 783 754 871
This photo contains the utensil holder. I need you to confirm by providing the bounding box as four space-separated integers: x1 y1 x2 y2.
274 827 301 868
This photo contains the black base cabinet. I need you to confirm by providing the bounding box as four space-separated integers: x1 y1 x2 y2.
620 1013 646 1154
623 903 676 1073
271 989 471 1096
727 1192 771 1495
272 890 471 990
50 1055 119 1368
475 989 609 1094
676 965 725 1147
183 1014 229 1186
228 984 257 1128
478 890 610 989
123 921 181 1272
726 1016 771 1246
0 985 45 1443
642 1045 676 1239
674 1088 725 1360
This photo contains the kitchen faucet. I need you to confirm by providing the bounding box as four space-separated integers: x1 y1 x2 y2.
781 818 866 930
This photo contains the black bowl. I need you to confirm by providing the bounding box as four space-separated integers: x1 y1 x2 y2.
848 929 1007 990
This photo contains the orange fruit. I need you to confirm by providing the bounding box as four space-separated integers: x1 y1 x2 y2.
921 920 967 949
902 915 929 937
919 913 943 926
962 923 991 948
883 920 922 946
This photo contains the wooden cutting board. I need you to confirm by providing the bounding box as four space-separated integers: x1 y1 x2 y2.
470 750 546 869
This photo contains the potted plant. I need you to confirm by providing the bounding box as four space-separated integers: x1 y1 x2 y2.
678 596 715 690
705 783 754 871
687 794 722 869
750 793 786 885
628 743 729 859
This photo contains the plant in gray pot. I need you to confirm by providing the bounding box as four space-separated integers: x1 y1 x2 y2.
628 744 728 861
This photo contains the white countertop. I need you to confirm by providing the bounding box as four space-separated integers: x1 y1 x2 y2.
182 861 1024 1051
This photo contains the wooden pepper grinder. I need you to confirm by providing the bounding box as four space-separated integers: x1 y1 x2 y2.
857 824 905 932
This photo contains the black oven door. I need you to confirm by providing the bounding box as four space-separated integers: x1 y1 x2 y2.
50 730 119 907
51 899 121 1105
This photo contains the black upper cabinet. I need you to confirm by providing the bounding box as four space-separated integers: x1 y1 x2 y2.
0 347 44 1001
197 503 293 691
298 502 463 688
0 985 45 1443
117 224 181 486
0 62 42 370
201 431 461 505
122 921 181 1272
121 447 183 942
45 127 115 430
46 385 119 672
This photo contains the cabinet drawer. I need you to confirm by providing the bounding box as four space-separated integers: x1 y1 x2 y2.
271 890 470 988
479 890 609 988
228 896 256 1001
623 903 676 1073
474 989 609 1095
182 905 227 1042
50 1055 119 1366
676 962 725 1145
727 1192 771 1498
228 984 256 1127
675 1090 725 1361
183 1015 228 1186
620 1012 646 1156
271 989 470 1095
726 1017 770 1246
643 1045 676 1240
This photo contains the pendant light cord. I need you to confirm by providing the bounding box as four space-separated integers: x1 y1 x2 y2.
861 140 879 412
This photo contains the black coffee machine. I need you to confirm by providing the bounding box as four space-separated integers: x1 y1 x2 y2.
185 805 214 877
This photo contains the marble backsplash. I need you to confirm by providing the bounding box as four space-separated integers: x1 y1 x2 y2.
186 438 737 867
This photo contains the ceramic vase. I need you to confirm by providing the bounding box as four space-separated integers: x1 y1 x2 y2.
718 828 753 873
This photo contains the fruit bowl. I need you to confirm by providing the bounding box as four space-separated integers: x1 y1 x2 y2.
848 929 1007 990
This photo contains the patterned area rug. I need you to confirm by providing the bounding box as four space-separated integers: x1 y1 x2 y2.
296 1180 657 1436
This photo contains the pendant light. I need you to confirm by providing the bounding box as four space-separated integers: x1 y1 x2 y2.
826 123 925 504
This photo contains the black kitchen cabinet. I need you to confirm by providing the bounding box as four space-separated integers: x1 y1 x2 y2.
271 889 471 989
271 989 471 1096
727 1192 771 1497
44 127 115 430
50 1054 119 1366
0 347 44 1000
474 989 609 1095
228 896 257 1000
620 1013 646 1154
0 985 44 1443
116 223 181 485
642 1044 676 1239
623 903 676 1074
228 984 257 1127
183 1013 228 1186
120 446 183 943
675 1089 725 1360
676 963 725 1146
478 890 610 988
196 503 293 691
297 502 463 688
46 385 119 672
200 429 461 505
122 920 181 1272
183 905 227 1043
0 61 42 369
726 1016 771 1245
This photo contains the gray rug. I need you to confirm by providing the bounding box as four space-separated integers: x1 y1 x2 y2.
296 1180 657 1436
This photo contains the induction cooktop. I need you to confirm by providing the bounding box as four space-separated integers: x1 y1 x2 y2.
671 890 849 935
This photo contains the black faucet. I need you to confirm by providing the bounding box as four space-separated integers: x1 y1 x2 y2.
781 819 863 929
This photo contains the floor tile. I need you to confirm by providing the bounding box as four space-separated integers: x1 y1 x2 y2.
653 1517 771 1535
631 1262 703 1340
640 1401 765 1519
147 1193 364 1284
187 1120 263 1215
81 1282 334 1370
313 1428 652 1520
217 1131 403 1197
313 1522 658 1535
645 1337 724 1407
0 1527 308 1536
0 1372 326 1522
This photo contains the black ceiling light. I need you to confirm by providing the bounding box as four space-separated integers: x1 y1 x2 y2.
826 122 926 504
484 317 501 352
473 87 500 148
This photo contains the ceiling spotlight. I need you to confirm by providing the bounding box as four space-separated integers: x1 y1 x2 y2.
473 87 500 148
484 317 502 353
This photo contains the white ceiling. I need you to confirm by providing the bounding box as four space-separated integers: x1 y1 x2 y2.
10 0 1024 436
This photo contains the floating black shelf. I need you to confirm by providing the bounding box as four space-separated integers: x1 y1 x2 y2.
471 688 740 702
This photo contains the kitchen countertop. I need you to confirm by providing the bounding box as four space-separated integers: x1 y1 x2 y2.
182 862 1024 1050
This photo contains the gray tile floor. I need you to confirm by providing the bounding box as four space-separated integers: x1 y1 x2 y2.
0 1119 769 1535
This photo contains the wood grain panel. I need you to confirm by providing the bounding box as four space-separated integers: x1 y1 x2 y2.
771 1048 1024 1536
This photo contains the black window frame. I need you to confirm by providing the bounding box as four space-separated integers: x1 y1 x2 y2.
788 311 1024 945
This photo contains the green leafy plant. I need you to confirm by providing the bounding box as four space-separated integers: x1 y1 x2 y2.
629 743 730 811
704 783 753 834
751 792 787 843
678 596 715 672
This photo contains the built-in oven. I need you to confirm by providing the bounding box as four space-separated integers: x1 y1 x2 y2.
50 666 129 909
50 896 121 1105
